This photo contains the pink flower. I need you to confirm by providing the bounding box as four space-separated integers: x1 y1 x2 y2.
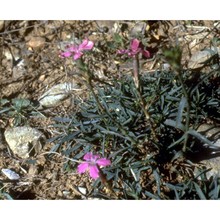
77 152 111 179
118 39 150 58
60 39 94 60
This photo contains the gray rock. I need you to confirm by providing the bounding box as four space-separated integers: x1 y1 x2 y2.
210 47 220 59
4 126 45 158
195 124 220 179
197 124 220 147
1 168 20 180
188 49 218 70
200 157 220 179
38 82 80 108
130 22 146 37
161 63 171 72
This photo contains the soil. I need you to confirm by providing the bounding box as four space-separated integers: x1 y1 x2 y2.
0 20 219 199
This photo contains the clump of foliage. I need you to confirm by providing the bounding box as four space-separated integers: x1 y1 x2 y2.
50 42 220 199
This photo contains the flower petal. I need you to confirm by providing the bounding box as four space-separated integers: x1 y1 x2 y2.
68 45 78 53
83 152 100 161
77 162 89 173
96 158 111 167
83 152 93 161
80 39 94 50
131 39 140 52
142 50 151 58
73 52 83 60
60 51 72 58
89 165 100 179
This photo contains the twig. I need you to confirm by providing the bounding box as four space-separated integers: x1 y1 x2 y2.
40 151 81 163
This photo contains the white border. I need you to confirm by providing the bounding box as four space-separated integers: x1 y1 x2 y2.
1 0 220 20
0 200 219 220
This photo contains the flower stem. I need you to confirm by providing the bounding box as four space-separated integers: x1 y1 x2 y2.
132 56 157 140
98 166 117 198
176 72 190 152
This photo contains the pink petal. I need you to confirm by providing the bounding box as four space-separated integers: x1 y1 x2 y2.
142 50 151 58
60 51 72 58
77 162 89 173
80 39 94 50
131 39 140 52
68 45 78 52
73 52 83 60
83 152 100 161
84 42 94 50
96 158 111 167
83 152 93 161
89 165 100 179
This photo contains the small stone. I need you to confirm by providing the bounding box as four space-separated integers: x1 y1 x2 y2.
38 75 46 82
12 59 26 78
4 126 45 158
63 190 70 196
27 37 46 49
194 124 220 179
198 157 220 179
38 82 80 108
78 186 87 195
162 63 171 71
197 124 220 146
130 22 146 37
188 49 218 70
1 168 20 180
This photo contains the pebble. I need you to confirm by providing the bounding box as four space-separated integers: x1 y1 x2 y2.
1 168 20 180
27 37 46 49
195 124 220 179
38 82 80 108
78 186 87 195
130 21 146 37
188 49 218 70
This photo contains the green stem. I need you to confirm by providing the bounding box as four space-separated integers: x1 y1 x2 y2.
132 56 157 140
176 72 190 152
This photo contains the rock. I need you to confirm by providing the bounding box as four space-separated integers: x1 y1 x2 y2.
195 124 220 179
62 190 71 196
161 63 171 72
195 157 220 179
188 49 218 70
0 20 4 31
197 124 220 147
130 21 146 37
1 168 20 180
38 82 80 108
95 21 116 33
27 37 46 49
12 59 26 78
4 126 45 158
211 46 220 56
78 186 87 195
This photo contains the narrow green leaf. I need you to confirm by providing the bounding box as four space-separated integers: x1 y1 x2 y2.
187 129 219 148
193 182 206 200
176 96 187 128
